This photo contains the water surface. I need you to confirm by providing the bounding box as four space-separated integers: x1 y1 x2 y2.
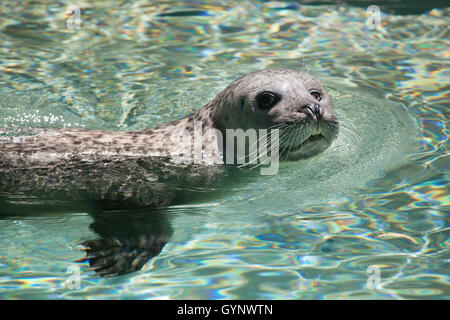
0 0 448 299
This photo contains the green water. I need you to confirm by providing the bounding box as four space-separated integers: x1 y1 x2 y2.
0 1 448 299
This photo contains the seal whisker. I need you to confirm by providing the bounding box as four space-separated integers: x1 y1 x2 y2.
272 125 297 160
248 125 294 170
242 124 294 169
247 136 284 170
304 63 312 78
331 118 350 129
281 123 300 149
299 57 306 75
276 128 293 157
337 125 361 142
236 125 286 163
333 114 354 128
284 124 302 160
285 123 309 160
238 125 289 168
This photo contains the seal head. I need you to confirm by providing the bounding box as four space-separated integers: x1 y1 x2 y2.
211 69 338 161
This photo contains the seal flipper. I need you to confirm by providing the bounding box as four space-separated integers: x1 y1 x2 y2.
80 234 170 277
78 208 173 277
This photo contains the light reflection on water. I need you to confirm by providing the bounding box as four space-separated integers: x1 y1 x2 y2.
0 1 448 299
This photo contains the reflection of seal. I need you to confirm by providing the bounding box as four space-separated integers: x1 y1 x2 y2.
0 69 339 276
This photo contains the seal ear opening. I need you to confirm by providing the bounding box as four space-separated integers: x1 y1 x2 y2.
240 97 245 110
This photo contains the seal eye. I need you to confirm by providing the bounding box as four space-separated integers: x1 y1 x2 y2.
310 90 322 101
256 91 280 110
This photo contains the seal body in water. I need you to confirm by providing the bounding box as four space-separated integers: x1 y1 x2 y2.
0 69 339 276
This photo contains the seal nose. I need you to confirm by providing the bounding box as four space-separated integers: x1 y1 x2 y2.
300 103 323 120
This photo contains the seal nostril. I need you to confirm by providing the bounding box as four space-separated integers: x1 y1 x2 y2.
300 103 323 119
301 105 313 117
313 103 323 118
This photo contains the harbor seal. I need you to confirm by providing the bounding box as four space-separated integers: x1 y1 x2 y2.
0 68 339 276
